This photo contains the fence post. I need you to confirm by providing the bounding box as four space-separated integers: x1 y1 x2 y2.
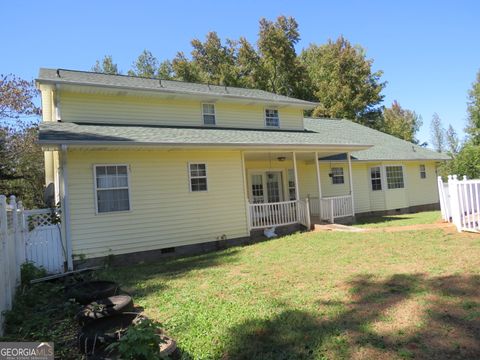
17 201 26 273
1 196 12 310
448 175 462 232
330 199 334 224
10 196 21 287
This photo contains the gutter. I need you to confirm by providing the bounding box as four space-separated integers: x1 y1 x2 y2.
38 140 373 151
60 144 73 270
35 78 318 109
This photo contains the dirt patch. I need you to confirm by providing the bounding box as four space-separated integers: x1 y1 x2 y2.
366 222 455 233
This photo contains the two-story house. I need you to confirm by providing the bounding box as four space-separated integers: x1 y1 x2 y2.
36 68 449 269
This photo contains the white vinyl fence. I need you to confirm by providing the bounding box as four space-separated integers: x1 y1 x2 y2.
0 195 64 335
437 175 480 232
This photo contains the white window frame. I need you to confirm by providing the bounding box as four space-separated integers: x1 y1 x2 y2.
188 162 208 192
370 166 382 191
331 167 344 185
202 103 216 126
419 164 426 179
385 165 405 189
93 164 131 215
264 108 280 128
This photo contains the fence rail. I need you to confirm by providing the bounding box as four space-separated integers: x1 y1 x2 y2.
247 199 312 230
310 195 354 223
0 195 25 336
438 175 480 232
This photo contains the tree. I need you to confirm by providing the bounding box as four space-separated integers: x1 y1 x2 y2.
430 113 445 152
0 74 44 208
257 16 307 97
236 37 268 89
466 69 480 145
158 60 173 80
171 52 202 82
92 55 120 75
128 50 159 78
0 74 40 121
447 144 480 179
445 125 460 155
190 32 238 85
380 101 422 143
301 36 385 122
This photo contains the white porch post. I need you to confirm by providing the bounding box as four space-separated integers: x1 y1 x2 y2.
292 152 300 201
314 152 322 199
292 152 301 223
347 152 355 216
241 151 251 232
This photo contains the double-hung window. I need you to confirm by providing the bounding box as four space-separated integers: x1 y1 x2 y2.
419 164 426 179
386 166 404 189
94 165 130 213
202 103 216 125
331 167 344 184
189 163 208 192
265 109 279 127
370 166 382 191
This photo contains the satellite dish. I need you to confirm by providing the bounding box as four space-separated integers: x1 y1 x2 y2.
44 183 55 208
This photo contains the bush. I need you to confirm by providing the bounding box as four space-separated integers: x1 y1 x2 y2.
20 262 47 286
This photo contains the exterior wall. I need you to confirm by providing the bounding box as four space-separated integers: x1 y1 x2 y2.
59 92 305 130
66 149 248 258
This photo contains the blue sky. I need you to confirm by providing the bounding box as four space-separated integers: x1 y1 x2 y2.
2 0 479 144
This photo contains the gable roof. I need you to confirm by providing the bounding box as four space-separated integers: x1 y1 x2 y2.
304 118 450 161
36 68 317 108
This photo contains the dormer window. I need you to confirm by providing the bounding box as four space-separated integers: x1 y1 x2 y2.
202 103 216 125
265 109 279 127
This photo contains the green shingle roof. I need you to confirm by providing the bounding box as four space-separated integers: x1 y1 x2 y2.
305 118 450 161
38 122 370 149
37 68 317 108
38 118 450 161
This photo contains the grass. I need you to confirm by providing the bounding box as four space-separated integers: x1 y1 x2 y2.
95 212 480 360
354 210 442 228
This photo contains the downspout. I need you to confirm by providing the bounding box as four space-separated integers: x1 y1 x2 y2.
60 144 73 270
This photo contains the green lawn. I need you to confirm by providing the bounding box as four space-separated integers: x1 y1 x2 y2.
354 210 442 228
99 214 480 359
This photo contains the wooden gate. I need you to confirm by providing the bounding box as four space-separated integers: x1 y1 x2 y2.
24 209 64 274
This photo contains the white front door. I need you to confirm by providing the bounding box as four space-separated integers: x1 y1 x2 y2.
250 171 284 203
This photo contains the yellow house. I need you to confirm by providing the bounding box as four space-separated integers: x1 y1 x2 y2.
36 68 449 269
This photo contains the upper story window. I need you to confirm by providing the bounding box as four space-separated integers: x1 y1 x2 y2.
386 166 404 189
331 167 344 184
202 103 216 125
94 165 130 213
265 109 279 127
370 166 382 191
189 163 208 192
419 164 426 179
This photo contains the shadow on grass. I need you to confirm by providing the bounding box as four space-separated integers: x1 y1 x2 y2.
223 274 480 359
354 215 415 226
99 248 241 296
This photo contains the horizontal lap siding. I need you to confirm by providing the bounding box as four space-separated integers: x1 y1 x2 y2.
351 164 371 213
60 92 304 130
405 162 439 206
67 150 248 258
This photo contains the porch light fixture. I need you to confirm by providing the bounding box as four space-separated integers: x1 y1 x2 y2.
277 156 286 162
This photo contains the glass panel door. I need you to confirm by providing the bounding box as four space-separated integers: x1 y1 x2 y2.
266 171 283 203
251 174 265 203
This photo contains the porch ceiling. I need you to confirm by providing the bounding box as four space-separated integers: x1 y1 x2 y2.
244 151 345 161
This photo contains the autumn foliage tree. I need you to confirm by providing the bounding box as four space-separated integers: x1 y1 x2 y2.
0 74 44 208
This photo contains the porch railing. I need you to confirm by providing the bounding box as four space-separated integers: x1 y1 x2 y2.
310 195 353 223
248 199 310 230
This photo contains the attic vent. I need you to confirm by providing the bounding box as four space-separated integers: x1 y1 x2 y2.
56 69 61 78
159 79 163 87
412 145 416 152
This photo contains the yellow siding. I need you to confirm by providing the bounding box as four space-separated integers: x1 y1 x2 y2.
319 163 350 197
59 92 304 130
351 164 371 213
66 149 248 258
405 162 439 206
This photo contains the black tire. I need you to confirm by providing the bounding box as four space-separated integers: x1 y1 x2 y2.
66 280 119 305
77 295 134 325
78 312 142 355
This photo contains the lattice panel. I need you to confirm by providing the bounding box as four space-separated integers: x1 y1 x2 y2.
26 211 60 230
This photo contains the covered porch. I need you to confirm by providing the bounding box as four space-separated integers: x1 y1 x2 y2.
242 151 356 231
